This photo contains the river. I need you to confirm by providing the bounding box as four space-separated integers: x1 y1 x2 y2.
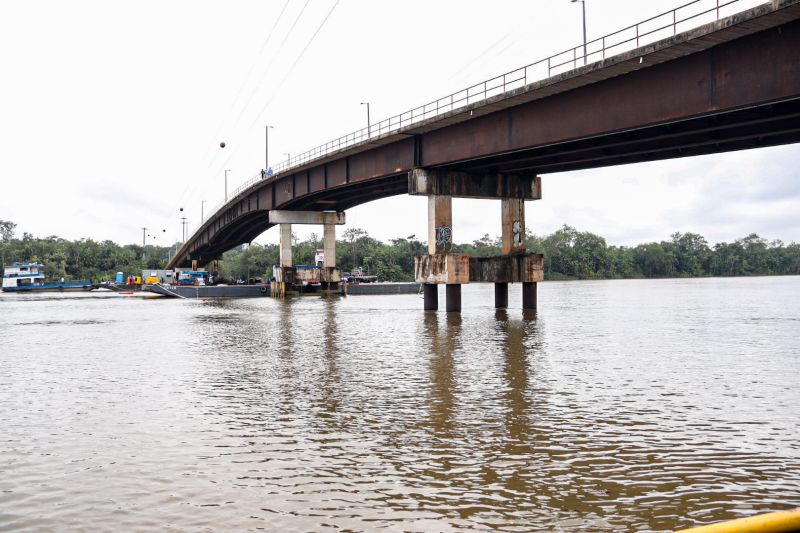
0 277 798 532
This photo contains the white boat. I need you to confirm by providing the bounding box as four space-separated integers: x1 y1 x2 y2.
1 262 94 293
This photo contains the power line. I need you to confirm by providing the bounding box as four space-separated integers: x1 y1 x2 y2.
232 0 312 129
202 0 292 167
250 0 341 129
165 0 340 244
212 0 338 182
174 0 313 224
165 2 295 232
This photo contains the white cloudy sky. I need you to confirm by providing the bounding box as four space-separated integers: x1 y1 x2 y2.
1 0 797 249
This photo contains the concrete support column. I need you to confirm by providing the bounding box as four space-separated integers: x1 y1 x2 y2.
501 198 526 255
323 224 336 268
494 282 508 308
522 282 537 310
428 195 453 255
446 284 461 312
423 283 438 311
279 223 292 267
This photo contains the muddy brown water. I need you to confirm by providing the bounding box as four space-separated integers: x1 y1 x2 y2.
1 277 798 531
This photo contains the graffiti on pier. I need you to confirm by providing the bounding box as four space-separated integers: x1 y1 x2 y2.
513 220 523 248
436 226 452 251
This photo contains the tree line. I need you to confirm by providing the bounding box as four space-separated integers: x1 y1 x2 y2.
0 220 175 282
2 220 799 282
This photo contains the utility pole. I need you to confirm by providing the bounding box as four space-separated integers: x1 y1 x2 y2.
361 102 371 138
224 169 231 201
141 227 148 260
265 125 274 170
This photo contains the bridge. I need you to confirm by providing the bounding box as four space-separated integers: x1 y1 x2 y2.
167 0 800 311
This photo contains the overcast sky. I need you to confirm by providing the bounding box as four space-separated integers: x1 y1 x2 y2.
2 0 797 249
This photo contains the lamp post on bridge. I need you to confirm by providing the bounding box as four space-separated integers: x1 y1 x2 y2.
571 0 587 65
201 200 206 224
360 102 371 138
284 152 290 165
265 125 274 170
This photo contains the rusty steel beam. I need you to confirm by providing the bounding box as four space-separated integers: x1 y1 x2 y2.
420 20 800 169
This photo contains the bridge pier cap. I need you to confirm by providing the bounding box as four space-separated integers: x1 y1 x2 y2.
409 168 541 200
268 210 345 225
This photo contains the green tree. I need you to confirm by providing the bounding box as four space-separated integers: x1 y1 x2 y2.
0 220 16 242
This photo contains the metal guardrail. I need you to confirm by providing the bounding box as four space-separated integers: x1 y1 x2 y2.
190 0 752 239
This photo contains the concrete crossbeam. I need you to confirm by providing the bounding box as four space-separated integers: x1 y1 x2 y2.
269 210 346 225
274 266 342 284
469 253 544 283
414 253 470 285
409 168 541 200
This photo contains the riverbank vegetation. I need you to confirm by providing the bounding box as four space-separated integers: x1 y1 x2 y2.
2 219 799 282
0 220 172 282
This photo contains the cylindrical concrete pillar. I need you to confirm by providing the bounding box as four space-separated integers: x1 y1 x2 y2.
494 282 508 308
423 283 438 311
522 282 537 310
446 283 462 313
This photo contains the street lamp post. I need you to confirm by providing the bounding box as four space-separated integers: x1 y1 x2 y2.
201 200 206 224
265 125 274 170
224 169 231 201
572 0 587 65
360 102 371 138
284 152 291 164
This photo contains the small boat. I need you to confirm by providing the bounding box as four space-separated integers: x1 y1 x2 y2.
1 262 94 293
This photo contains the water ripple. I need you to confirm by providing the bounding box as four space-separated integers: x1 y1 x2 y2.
0 278 798 531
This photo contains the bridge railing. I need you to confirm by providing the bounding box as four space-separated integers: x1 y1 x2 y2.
189 0 757 240
262 0 750 176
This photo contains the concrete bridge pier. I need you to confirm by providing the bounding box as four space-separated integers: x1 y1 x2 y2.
446 284 462 312
321 222 338 292
279 223 293 268
423 283 438 311
414 194 469 312
268 210 346 296
522 281 537 311
272 223 293 296
411 168 544 312
494 282 509 309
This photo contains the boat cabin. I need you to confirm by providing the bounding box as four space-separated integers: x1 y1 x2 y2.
176 270 209 286
2 262 46 289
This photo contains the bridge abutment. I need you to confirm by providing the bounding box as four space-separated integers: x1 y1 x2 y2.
411 168 543 313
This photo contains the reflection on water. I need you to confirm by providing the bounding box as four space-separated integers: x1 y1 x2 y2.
0 277 798 531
